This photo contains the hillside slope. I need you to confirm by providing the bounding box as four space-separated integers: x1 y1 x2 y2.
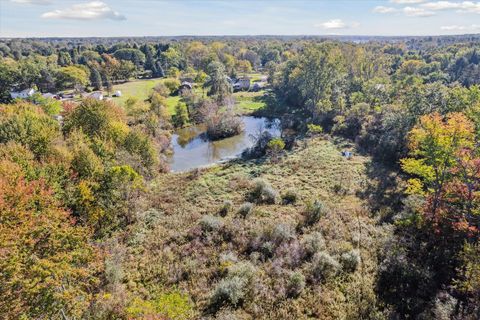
120 137 393 319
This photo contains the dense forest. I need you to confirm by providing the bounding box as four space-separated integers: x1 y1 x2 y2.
1 34 480 319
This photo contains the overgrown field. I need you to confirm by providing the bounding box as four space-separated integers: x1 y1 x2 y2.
122 137 393 319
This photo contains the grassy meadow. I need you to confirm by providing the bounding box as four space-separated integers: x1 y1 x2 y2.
122 137 392 319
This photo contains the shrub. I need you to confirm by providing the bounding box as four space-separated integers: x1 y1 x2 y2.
432 292 457 320
219 200 233 217
126 290 194 320
260 241 275 259
214 309 241 320
340 249 361 273
282 189 298 204
302 231 326 257
219 252 238 270
303 200 328 226
164 79 181 93
137 208 163 228
262 185 280 204
172 102 189 128
251 179 279 204
242 131 273 159
307 123 323 134
211 276 248 308
310 251 341 282
267 138 285 151
153 82 170 97
271 223 295 244
199 215 224 233
286 272 306 298
228 261 256 282
237 202 253 218
206 112 244 140
210 261 256 309
266 138 285 161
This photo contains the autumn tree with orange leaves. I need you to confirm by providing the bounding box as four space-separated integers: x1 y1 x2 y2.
0 160 102 319
401 112 479 238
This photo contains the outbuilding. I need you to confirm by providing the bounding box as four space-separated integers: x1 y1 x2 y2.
10 88 35 99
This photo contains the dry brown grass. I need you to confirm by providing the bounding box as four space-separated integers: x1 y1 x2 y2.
123 137 392 319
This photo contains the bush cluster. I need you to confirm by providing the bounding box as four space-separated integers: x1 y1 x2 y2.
250 179 279 204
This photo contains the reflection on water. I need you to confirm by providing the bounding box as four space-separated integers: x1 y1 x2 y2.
168 116 280 172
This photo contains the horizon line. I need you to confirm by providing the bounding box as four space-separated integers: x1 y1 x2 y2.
2 33 480 40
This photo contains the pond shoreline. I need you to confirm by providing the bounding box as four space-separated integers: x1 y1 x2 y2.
167 116 281 172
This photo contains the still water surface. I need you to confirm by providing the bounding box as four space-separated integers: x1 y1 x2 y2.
168 116 280 172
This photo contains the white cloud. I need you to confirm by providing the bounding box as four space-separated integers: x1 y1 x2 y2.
390 0 426 3
315 19 359 29
441 24 480 31
10 0 51 4
422 1 480 14
403 6 436 16
42 1 126 21
373 6 398 13
316 19 346 29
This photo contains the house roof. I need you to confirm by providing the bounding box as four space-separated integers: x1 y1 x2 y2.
180 81 193 89
11 88 35 94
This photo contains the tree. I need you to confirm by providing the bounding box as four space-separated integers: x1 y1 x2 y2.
236 60 252 75
63 99 127 143
0 102 60 159
155 60 165 78
0 60 17 102
205 61 232 104
102 71 113 96
57 51 72 66
90 67 103 91
284 44 346 114
0 160 101 319
172 102 189 127
401 112 475 214
56 65 89 91
265 61 276 85
38 68 56 93
113 48 146 68
143 44 157 77
161 47 182 70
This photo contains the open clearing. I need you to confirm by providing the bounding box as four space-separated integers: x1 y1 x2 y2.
108 77 267 116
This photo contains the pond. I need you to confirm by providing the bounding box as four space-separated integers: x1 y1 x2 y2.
168 116 281 172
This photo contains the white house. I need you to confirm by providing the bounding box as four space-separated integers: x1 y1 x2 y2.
83 91 104 100
10 88 35 99
233 77 251 91
42 93 59 100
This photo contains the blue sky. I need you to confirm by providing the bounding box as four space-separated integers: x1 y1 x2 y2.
0 0 479 37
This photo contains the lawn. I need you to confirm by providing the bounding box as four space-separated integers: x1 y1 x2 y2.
233 90 267 114
107 77 267 115
108 78 164 106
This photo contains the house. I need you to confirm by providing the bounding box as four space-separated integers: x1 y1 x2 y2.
42 93 60 100
10 88 35 99
233 77 251 91
179 81 193 93
252 82 265 92
180 77 194 84
83 91 104 100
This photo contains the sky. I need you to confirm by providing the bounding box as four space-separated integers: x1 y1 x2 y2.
0 0 479 37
